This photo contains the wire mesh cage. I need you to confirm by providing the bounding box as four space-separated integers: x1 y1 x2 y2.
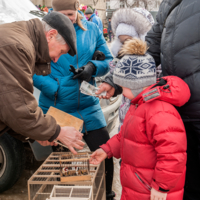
28 152 105 200
47 185 92 200
59 153 91 182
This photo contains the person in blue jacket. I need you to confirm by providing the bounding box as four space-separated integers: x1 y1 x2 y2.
33 0 115 199
85 7 103 32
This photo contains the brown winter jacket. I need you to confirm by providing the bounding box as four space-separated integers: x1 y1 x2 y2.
0 18 60 141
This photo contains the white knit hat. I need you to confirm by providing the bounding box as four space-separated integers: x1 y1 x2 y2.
116 23 139 38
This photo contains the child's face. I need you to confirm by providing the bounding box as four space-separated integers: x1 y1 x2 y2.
122 87 135 100
118 35 133 44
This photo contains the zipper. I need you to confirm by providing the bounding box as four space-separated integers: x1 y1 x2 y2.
135 172 151 191
54 78 59 106
76 54 87 134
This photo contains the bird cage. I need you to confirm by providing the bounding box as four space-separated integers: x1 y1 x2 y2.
28 152 106 200
59 153 91 182
47 185 92 200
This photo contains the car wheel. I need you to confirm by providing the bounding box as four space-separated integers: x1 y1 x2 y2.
0 133 25 193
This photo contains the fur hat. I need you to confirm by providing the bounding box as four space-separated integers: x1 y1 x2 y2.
111 8 152 38
110 8 154 57
52 0 80 11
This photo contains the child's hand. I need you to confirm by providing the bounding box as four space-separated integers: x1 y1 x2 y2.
151 188 167 200
96 83 115 99
89 148 108 165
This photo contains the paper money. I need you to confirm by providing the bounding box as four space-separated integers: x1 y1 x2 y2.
80 81 107 97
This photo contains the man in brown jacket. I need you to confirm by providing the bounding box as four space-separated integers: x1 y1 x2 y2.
0 12 84 154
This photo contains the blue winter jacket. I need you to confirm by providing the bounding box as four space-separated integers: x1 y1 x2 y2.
33 16 112 133
89 13 103 32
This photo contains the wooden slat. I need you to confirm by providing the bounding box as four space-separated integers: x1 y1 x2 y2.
60 175 92 183
94 174 104 200
32 171 54 200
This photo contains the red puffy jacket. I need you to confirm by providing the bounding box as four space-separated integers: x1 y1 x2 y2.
101 76 191 200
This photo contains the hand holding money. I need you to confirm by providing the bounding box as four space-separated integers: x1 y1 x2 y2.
80 81 107 97
96 82 115 99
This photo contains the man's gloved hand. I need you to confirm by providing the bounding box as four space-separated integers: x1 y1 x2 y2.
150 188 167 200
69 62 96 82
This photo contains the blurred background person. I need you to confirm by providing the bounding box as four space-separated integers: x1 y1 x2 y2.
85 7 103 32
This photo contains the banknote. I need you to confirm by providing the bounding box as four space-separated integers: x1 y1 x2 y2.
80 81 106 97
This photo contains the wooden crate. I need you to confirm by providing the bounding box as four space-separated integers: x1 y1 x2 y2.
46 107 83 132
28 152 106 200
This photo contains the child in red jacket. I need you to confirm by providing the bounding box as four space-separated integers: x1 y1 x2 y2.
90 39 190 200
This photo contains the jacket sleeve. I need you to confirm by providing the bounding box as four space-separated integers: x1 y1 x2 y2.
100 125 123 159
33 74 59 100
104 73 122 97
0 44 59 141
145 21 162 67
147 108 187 191
146 0 174 67
92 17 103 32
89 28 113 77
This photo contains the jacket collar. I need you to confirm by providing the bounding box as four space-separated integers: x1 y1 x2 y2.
89 13 96 20
131 86 153 106
26 19 51 76
131 76 191 108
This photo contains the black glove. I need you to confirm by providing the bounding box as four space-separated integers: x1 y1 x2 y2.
69 62 96 82
92 50 105 61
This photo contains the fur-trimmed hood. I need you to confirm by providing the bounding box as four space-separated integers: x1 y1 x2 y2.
111 8 152 37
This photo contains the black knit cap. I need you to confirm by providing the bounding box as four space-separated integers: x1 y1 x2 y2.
42 11 77 56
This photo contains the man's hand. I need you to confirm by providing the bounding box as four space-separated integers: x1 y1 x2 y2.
96 82 115 99
89 148 107 165
37 140 58 146
151 188 167 200
57 126 85 154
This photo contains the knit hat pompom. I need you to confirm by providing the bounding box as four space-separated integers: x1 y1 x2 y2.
119 38 147 56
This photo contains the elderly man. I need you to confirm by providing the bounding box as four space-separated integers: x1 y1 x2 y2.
0 12 84 154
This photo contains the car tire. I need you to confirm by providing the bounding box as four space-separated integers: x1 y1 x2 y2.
0 133 25 193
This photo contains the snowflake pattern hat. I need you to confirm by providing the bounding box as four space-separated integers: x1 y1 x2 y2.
113 54 156 97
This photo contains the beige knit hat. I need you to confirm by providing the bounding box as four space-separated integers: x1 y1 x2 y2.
52 0 80 11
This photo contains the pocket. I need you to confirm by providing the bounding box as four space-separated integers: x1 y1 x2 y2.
135 172 151 191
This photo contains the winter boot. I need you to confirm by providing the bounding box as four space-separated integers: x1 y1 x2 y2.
106 191 116 200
